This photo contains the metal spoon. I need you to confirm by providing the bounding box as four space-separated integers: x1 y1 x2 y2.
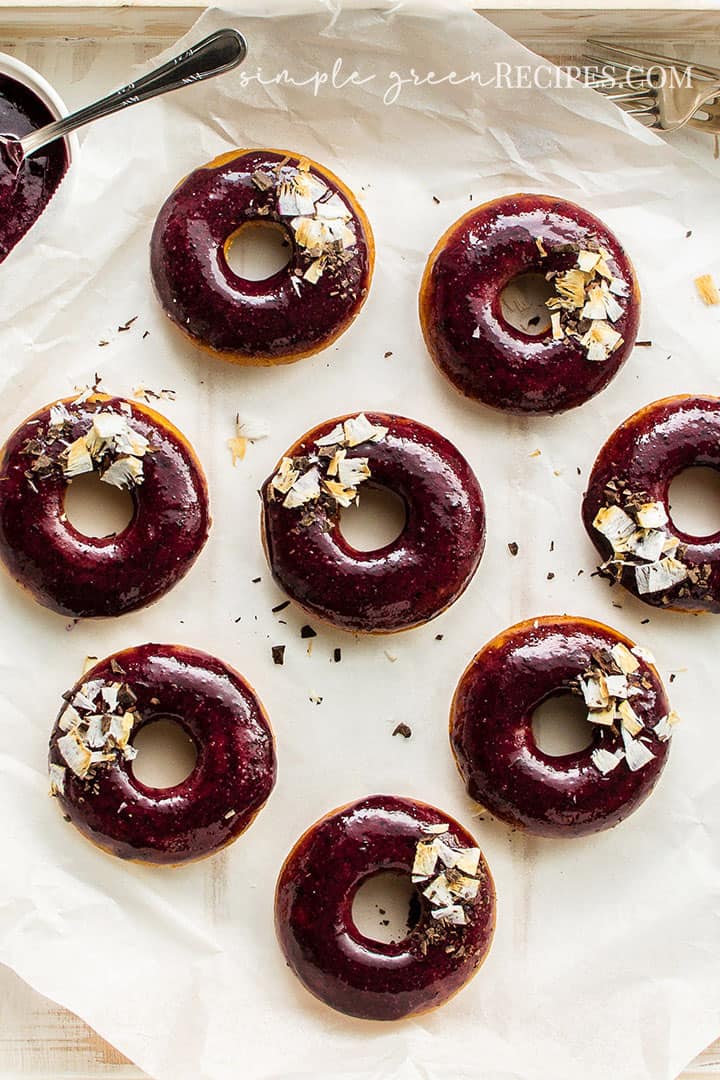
0 27 247 181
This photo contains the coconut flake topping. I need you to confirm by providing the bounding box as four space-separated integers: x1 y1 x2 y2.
270 414 387 520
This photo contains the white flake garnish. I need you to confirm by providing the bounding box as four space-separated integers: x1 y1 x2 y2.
49 763 66 795
57 729 93 778
591 747 624 774
580 320 623 363
551 311 564 340
610 643 639 675
621 727 655 771
623 529 667 563
653 715 674 742
58 704 82 732
605 674 629 699
631 645 656 665
472 326 481 339
63 436 94 478
617 699 643 736
580 673 608 709
283 466 321 508
634 502 669 530
322 480 358 508
49 403 72 429
337 456 370 488
315 423 345 448
635 556 688 595
430 904 467 925
100 456 144 489
227 416 269 466
272 457 300 494
588 704 615 727
412 839 439 881
343 414 388 447
593 505 636 550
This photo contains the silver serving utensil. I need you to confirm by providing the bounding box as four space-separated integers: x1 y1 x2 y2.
584 39 720 132
0 28 247 179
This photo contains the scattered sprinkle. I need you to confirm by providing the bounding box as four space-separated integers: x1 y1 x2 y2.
392 723 412 738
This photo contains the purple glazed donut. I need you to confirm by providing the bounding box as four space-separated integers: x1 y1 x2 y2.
419 194 640 415
48 644 276 865
275 795 496 1020
582 395 720 613
450 617 674 838
0 392 210 617
150 148 374 365
260 412 486 633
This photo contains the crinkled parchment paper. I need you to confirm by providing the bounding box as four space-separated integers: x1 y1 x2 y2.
1 3 720 1078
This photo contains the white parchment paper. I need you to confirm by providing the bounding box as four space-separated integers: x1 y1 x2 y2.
2 4 720 1078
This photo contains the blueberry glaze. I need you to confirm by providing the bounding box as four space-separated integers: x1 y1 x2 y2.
419 194 640 414
150 148 373 364
0 73 68 262
583 395 720 614
0 394 210 617
450 617 671 838
49 644 276 864
260 413 486 633
275 795 496 1020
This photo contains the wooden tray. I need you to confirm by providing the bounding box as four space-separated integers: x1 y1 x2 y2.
0 5 718 1077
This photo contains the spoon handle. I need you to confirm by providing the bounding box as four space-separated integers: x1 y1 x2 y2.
20 28 247 157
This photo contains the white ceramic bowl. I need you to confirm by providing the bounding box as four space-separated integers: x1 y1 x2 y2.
0 50 79 252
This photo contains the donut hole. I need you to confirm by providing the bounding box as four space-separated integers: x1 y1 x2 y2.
130 717 198 789
351 871 421 944
224 221 291 281
339 486 407 552
668 466 720 538
532 692 593 757
499 273 554 336
63 471 134 538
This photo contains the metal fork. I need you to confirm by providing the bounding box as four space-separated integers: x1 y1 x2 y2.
584 39 720 132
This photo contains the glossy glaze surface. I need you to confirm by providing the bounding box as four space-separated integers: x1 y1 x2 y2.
260 413 486 633
0 394 210 617
450 617 671 838
420 194 640 414
0 73 68 262
275 795 495 1020
150 148 373 364
49 644 276 864
583 395 720 613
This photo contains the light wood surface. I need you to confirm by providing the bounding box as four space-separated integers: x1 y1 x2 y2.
0 6 718 1077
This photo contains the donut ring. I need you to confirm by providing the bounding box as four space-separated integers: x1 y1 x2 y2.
275 795 496 1020
48 644 276 865
150 148 374 365
260 412 486 633
450 616 673 838
583 395 720 613
419 194 640 415
0 393 210 617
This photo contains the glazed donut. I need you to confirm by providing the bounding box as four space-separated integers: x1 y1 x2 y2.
150 148 374 365
450 617 674 838
48 644 276 864
583 395 720 613
0 392 210 617
419 194 640 414
260 412 486 633
275 795 496 1020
